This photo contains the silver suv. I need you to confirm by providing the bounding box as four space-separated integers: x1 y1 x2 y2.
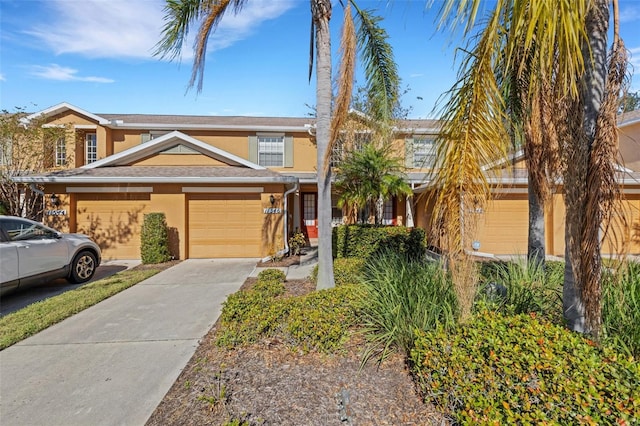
0 216 102 296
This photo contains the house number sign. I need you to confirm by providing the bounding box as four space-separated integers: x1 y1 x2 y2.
263 208 282 214
46 209 67 216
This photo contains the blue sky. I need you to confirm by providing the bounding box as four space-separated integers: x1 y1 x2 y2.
2 0 640 119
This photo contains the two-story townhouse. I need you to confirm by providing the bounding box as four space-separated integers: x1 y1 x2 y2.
12 102 640 260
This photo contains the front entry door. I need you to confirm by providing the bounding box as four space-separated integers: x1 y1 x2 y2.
302 193 318 238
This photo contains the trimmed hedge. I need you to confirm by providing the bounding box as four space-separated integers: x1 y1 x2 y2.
140 213 171 264
332 225 426 260
216 268 364 353
411 310 640 425
311 257 366 287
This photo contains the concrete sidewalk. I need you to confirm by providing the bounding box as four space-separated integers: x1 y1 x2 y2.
0 258 257 426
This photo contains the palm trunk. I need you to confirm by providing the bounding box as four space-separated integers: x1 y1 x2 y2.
563 0 609 334
313 0 335 290
527 174 546 267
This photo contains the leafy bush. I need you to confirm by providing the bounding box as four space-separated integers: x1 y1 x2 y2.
332 224 426 260
311 257 366 287
603 261 640 357
140 213 171 264
477 258 563 319
411 310 640 425
360 250 457 364
217 269 364 353
288 228 307 256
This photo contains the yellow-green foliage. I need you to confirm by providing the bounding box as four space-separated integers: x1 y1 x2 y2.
311 257 365 286
411 310 640 425
217 268 364 352
332 224 426 260
140 213 171 264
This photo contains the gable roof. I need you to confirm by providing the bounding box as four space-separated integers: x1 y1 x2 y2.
83 131 264 170
24 102 111 125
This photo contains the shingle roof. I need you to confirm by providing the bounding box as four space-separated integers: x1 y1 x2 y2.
13 166 297 183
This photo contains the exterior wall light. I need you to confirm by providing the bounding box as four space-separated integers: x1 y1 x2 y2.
269 194 276 206
50 193 61 207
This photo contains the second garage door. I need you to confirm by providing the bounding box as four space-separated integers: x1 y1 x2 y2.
188 194 262 258
475 193 529 255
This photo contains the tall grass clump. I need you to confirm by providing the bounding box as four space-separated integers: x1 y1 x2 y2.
603 261 640 356
360 250 457 364
478 258 563 320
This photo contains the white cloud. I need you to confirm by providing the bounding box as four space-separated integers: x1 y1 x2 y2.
30 64 114 83
0 74 5 82
619 5 640 23
25 0 296 61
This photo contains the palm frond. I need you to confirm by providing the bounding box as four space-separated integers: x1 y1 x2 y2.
325 3 356 173
154 0 205 60
351 3 399 124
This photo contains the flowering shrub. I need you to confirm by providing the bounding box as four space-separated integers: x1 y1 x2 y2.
411 310 640 425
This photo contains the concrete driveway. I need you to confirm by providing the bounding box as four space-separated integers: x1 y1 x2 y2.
0 258 257 426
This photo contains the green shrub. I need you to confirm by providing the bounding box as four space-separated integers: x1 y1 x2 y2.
332 224 426 260
360 250 457 364
217 269 364 353
140 213 171 264
477 258 562 320
411 310 640 425
285 284 365 353
311 257 366 287
603 261 640 357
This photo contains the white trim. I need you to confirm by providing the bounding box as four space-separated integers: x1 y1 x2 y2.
256 132 285 137
13 176 296 184
108 122 310 132
42 124 66 128
491 187 529 194
66 186 153 193
622 188 640 194
82 131 265 170
74 124 98 130
182 186 264 193
25 102 110 125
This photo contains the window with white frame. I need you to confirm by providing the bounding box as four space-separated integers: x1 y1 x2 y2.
141 130 169 143
55 137 66 167
258 135 284 167
382 199 394 225
85 133 97 164
412 136 436 168
330 132 371 167
0 138 11 166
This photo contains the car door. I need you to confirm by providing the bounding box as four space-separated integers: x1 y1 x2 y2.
0 228 20 293
0 218 69 279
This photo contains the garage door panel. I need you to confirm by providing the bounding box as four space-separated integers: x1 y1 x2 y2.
475 196 528 255
76 194 150 259
188 194 262 258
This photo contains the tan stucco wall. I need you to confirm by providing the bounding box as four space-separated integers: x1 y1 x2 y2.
619 121 640 172
41 182 290 260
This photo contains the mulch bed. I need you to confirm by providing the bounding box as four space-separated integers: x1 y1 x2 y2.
256 255 301 268
146 279 445 426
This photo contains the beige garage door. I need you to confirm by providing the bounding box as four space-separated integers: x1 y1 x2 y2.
76 193 150 260
188 194 262 258
475 194 529 255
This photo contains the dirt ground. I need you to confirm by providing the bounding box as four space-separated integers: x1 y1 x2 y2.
146 277 446 426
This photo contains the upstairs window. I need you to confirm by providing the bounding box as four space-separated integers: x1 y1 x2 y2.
409 136 436 168
258 135 284 167
331 132 371 168
85 133 97 164
141 131 169 143
55 137 66 167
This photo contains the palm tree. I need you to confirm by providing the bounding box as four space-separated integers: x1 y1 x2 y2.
334 143 412 224
154 0 399 290
430 0 627 334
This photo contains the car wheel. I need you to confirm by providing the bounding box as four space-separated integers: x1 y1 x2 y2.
69 250 97 283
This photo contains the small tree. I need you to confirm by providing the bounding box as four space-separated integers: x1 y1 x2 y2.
140 213 171 264
334 143 412 224
0 108 70 219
